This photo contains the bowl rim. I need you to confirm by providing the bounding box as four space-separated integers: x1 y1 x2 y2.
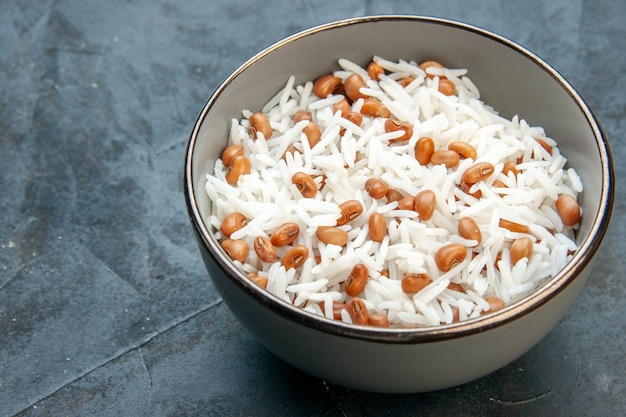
184 14 615 344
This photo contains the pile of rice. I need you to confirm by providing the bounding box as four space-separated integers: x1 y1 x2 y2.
204 56 582 328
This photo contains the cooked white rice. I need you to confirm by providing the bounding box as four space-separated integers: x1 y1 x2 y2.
205 56 581 328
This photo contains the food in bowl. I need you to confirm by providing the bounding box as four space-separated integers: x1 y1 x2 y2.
186 16 613 393
204 56 582 329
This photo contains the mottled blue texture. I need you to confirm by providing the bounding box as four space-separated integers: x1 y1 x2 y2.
1 1 624 416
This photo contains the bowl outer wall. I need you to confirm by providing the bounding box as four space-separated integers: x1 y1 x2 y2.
195 226 592 393
185 16 614 392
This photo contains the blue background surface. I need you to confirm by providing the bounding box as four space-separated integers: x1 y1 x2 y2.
1 1 624 415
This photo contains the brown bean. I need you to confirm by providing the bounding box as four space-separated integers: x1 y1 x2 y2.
360 97 390 118
491 179 508 197
302 122 322 148
379 269 390 278
430 149 460 168
320 301 348 320
397 195 416 211
271 222 300 247
333 98 351 116
315 226 349 246
220 212 248 237
368 212 386 242
332 302 348 320
282 144 302 161
492 179 508 189
365 178 389 199
494 251 503 270
419 60 445 78
221 145 244 167
435 243 467 272
447 282 465 293
253 236 277 263
462 162 495 184
315 174 327 190
294 110 313 123
313 74 342 98
401 273 431 293
347 297 369 325
337 200 363 225
414 189 436 221
344 73 368 102
502 161 519 177
450 306 460 323
438 78 455 96
248 272 268 289
292 172 318 198
385 189 403 203
367 61 385 81
221 239 249 262
535 138 553 155
555 194 581 226
281 245 309 269
414 136 435 165
458 181 482 199
384 119 413 142
249 112 272 140
345 263 369 296
499 219 530 234
482 297 506 315
398 76 415 87
448 141 477 160
225 155 251 185
343 111 363 126
510 237 533 265
368 313 390 328
457 216 482 245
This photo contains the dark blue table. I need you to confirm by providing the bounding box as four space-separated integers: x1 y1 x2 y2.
1 1 624 415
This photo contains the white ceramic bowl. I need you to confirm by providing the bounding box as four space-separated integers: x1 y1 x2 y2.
184 16 614 393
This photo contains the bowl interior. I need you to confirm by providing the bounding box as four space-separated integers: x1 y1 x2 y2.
186 16 612 336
